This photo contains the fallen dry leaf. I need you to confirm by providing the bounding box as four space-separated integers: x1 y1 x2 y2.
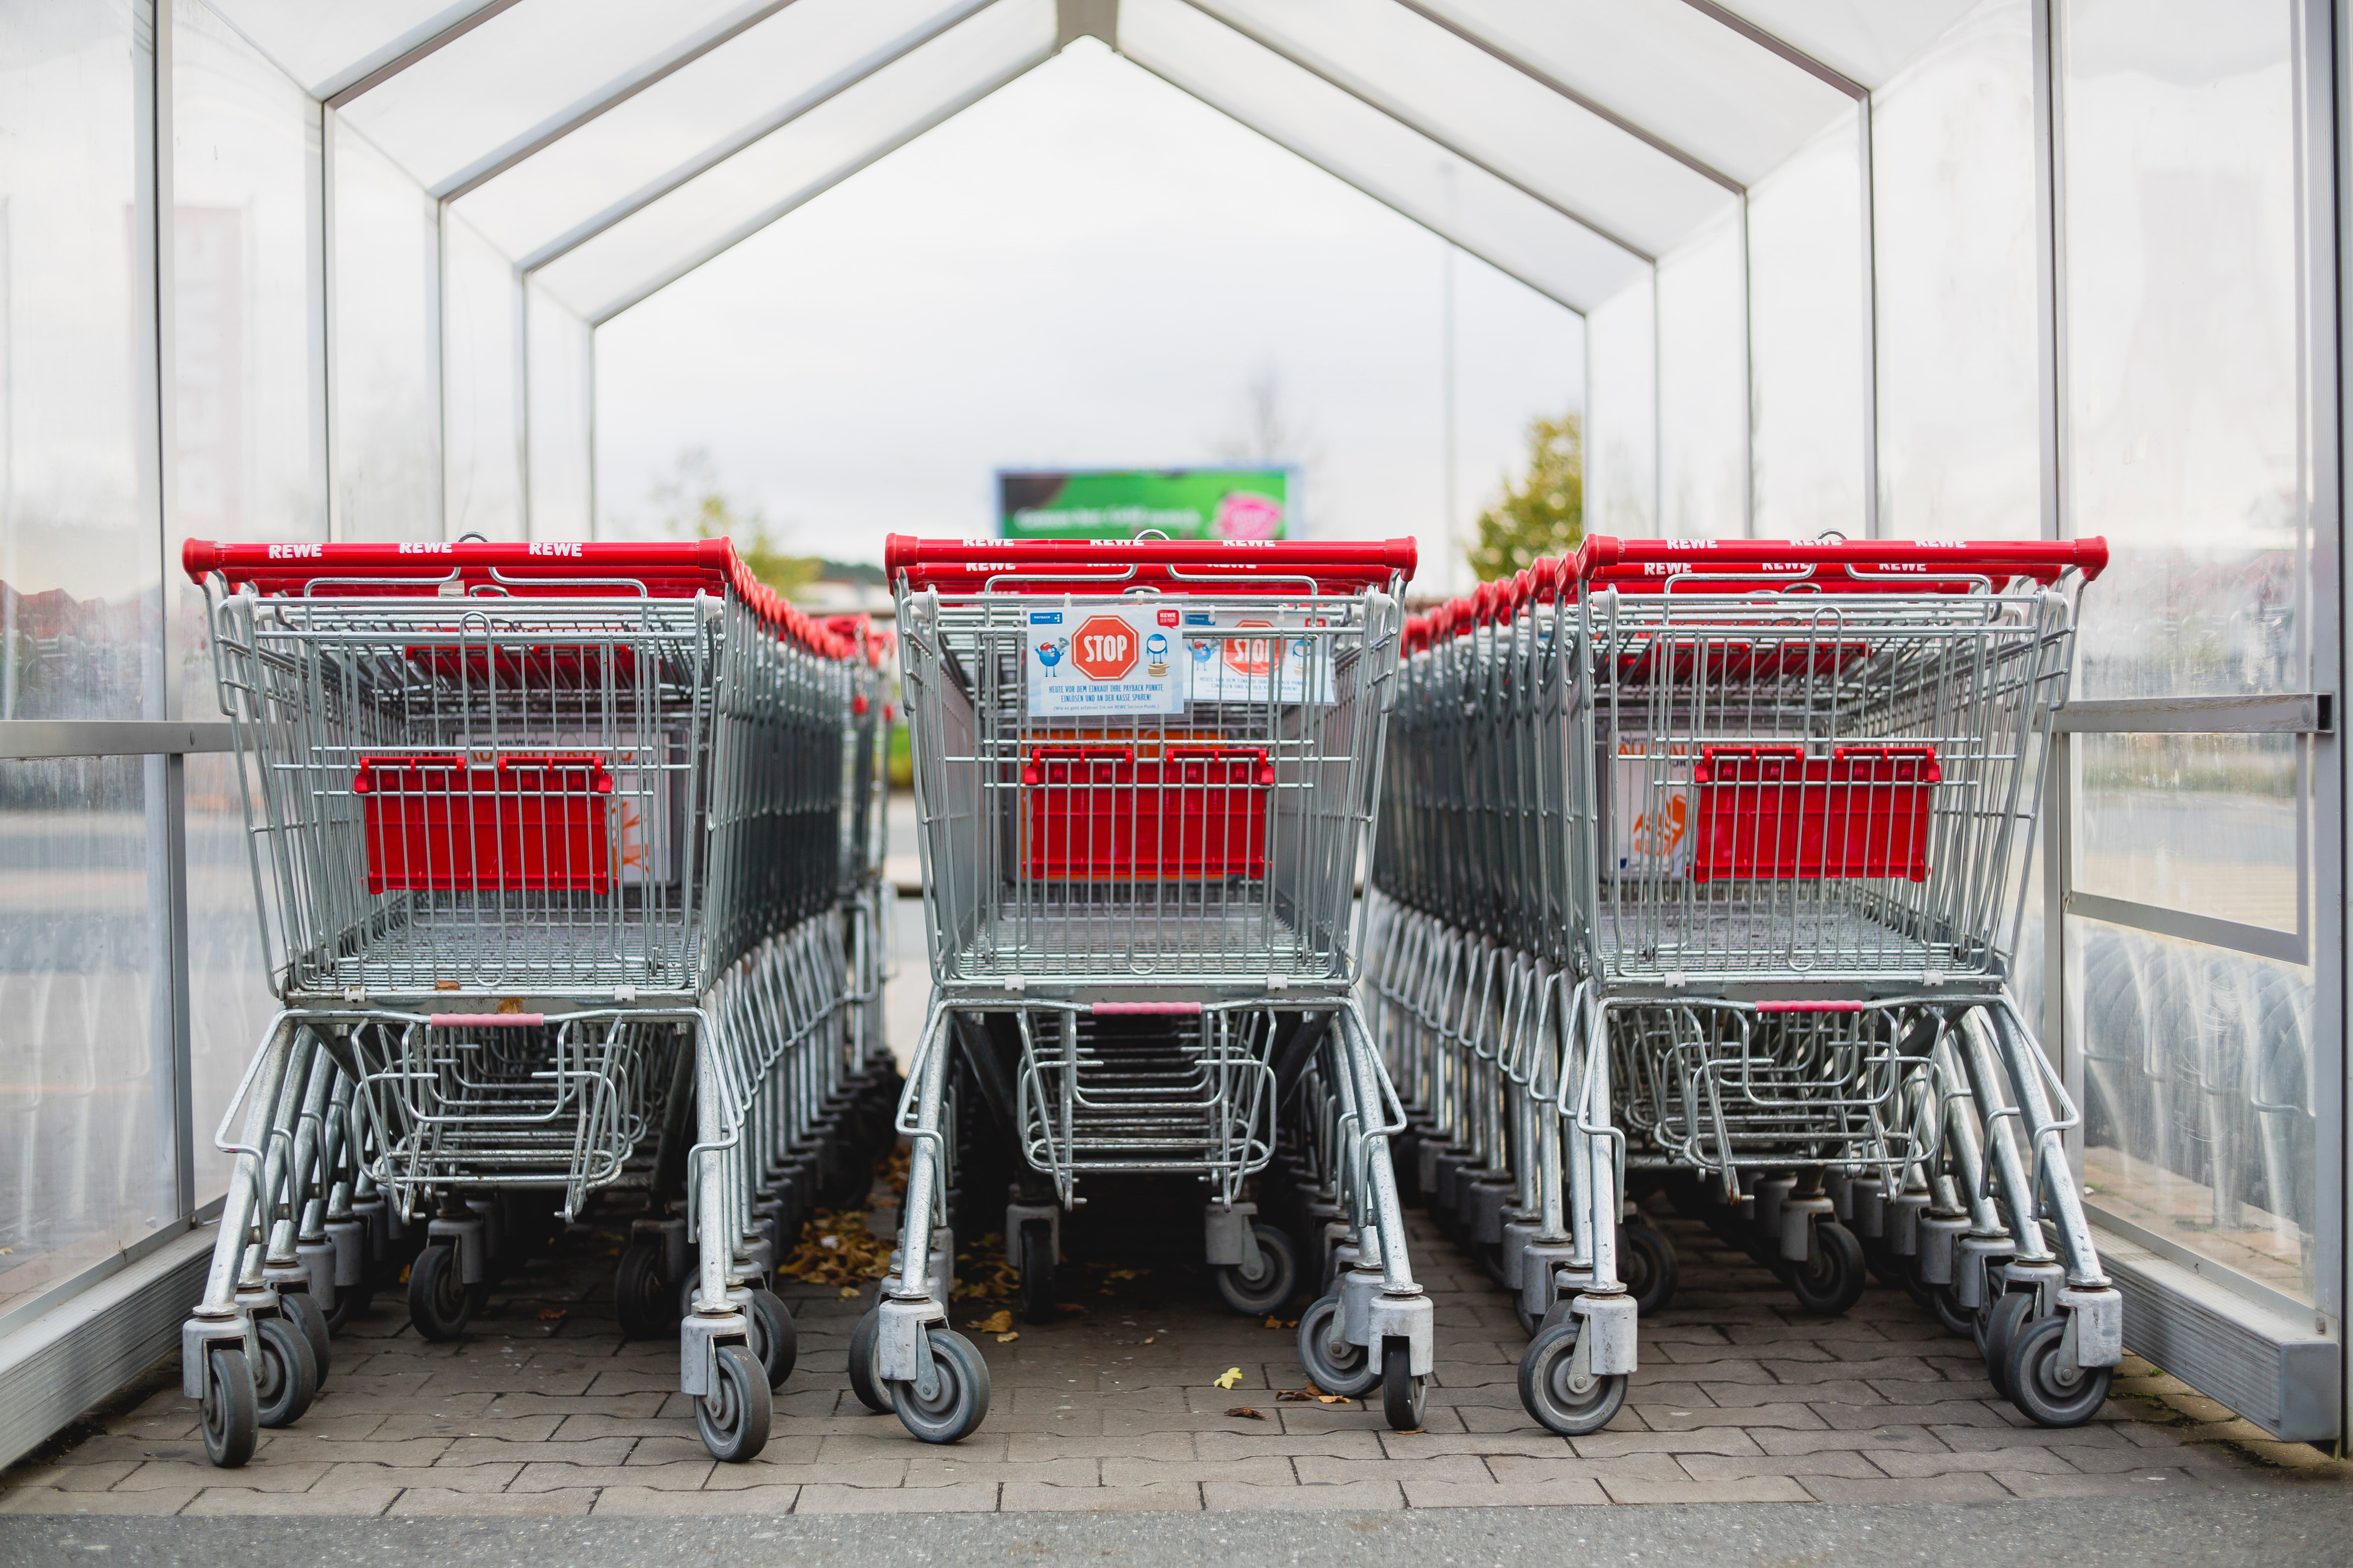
994 1331 1019 1343
1142 1337 1154 1345
1053 1303 1085 1315
1212 1366 1243 1390
536 1309 566 1321
838 1286 860 1298
1225 1406 1265 1420
974 1310 1013 1335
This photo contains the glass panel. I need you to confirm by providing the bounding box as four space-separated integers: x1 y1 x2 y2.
1747 114 1867 538
2075 733 2299 933
2061 0 2304 699
534 0 1057 322
329 118 442 541
204 0 487 98
442 214 524 540
1655 212 1745 537
2069 915 2317 1306
1585 272 1657 537
525 283 593 540
1191 0 1735 258
1716 0 1986 91
1 0 161 722
1120 0 1642 313
0 758 173 1317
1871 0 2041 541
1409 0 1854 186
456 0 982 265
336 0 754 194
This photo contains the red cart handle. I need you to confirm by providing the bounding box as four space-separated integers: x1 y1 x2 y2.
1574 535 2107 589
182 537 855 661
884 533 1417 595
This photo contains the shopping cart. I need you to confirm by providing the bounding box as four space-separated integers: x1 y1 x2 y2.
1376 536 2123 1435
876 533 1432 1442
178 536 866 1468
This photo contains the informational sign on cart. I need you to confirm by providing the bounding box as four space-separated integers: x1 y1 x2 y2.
1181 608 1335 705
1025 606 1185 715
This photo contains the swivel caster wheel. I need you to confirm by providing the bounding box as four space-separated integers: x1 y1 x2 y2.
407 1241 486 1342
1215 1225 1297 1316
694 1343 773 1462
2005 1314 2114 1427
1017 1219 1058 1325
1784 1220 1867 1317
1619 1220 1680 1317
746 1286 798 1390
1295 1294 1378 1397
198 1346 258 1469
890 1327 991 1444
1379 1338 1426 1432
613 1240 682 1340
1517 1320 1628 1436
280 1290 332 1386
254 1315 318 1430
848 1306 892 1414
1979 1291 2037 1397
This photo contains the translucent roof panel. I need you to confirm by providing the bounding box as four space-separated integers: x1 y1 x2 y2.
1189 0 1734 257
1717 1 1984 91
1405 0 1857 186
334 0 769 196
205 0 494 98
533 0 1056 322
1119 0 1643 311
454 0 986 268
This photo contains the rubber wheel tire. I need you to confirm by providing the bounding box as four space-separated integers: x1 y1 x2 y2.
694 1343 774 1462
406 1242 479 1342
254 1315 318 1429
322 1281 372 1335
1619 1221 1681 1317
1018 1220 1058 1326
613 1240 679 1340
1928 1282 1975 1337
1514 1291 1545 1341
1295 1293 1378 1397
1981 1292 2037 1398
2006 1313 2114 1427
1379 1337 1426 1431
1862 1233 1912 1290
1517 1320 1629 1436
891 1328 992 1444
200 1346 258 1468
848 1307 892 1413
282 1289 332 1386
746 1287 797 1390
1785 1220 1868 1317
1215 1225 1298 1316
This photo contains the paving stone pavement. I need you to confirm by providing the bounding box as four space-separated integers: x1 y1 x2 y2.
4 1203 2345 1517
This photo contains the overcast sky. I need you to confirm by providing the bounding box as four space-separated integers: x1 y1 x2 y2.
595 38 1584 601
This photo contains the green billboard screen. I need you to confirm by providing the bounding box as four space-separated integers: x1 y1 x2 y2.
996 468 1294 541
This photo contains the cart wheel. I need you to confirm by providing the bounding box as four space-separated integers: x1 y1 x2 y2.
1861 1232 1912 1290
254 1315 318 1429
694 1343 773 1462
891 1328 992 1444
1017 1219 1058 1325
848 1306 892 1413
2005 1314 2113 1427
1295 1293 1378 1397
1514 1290 1545 1340
199 1345 258 1469
746 1287 797 1390
1379 1338 1426 1432
323 1281 372 1335
1979 1291 2037 1397
406 1242 479 1342
1924 1279 1974 1338
1619 1221 1680 1317
1784 1220 1867 1316
612 1240 678 1340
1517 1320 1628 1436
282 1290 332 1386
1215 1225 1297 1316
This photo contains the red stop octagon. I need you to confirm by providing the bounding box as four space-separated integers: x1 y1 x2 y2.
1071 615 1138 681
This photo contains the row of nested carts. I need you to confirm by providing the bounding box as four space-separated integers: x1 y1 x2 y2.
174 528 2124 1467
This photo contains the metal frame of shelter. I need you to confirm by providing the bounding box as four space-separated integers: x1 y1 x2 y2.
0 0 2345 1467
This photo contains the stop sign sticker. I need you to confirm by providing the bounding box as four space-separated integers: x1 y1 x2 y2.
1222 619 1274 678
1026 607 1182 715
1072 615 1138 681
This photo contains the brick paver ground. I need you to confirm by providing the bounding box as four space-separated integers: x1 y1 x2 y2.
5 1196 2345 1516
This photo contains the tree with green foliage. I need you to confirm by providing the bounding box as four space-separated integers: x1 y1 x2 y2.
1468 411 1582 583
651 447 819 598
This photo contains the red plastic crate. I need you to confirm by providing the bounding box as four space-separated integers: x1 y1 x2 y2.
352 754 614 893
1021 746 1274 880
1688 744 1939 883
